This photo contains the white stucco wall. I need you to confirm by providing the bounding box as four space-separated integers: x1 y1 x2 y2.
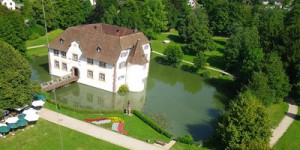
115 48 131 92
49 41 115 92
1 0 15 10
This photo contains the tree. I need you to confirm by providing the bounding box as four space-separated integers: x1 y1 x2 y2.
193 51 206 69
263 53 291 102
0 41 39 109
244 72 275 106
0 6 29 55
258 8 285 52
215 93 271 149
115 0 142 29
178 10 215 54
140 0 168 38
163 45 183 66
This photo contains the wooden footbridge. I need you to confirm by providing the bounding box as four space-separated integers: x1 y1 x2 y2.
41 74 79 92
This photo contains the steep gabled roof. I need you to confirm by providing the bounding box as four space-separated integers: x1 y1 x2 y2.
127 39 148 65
49 23 149 64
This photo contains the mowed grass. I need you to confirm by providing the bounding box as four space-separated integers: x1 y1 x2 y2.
170 142 209 150
0 119 127 150
266 101 289 128
274 101 300 150
26 29 63 47
44 102 171 144
26 47 48 57
150 29 228 70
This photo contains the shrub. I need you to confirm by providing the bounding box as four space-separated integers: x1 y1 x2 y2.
28 32 40 40
132 110 172 138
201 71 211 78
30 24 46 36
118 85 129 93
163 45 183 67
177 133 194 144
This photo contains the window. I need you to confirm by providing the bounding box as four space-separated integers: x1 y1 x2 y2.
73 54 78 61
87 58 93 65
144 45 149 50
54 50 59 56
120 51 128 58
119 61 126 69
54 61 59 68
99 73 105 81
87 70 93 78
62 63 67 71
96 47 101 53
60 38 64 44
118 75 125 80
99 61 106 68
61 52 66 58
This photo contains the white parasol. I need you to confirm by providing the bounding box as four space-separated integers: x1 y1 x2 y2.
24 113 39 122
31 100 45 107
5 117 19 124
22 108 37 115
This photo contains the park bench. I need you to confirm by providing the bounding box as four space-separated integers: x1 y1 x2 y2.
155 140 166 146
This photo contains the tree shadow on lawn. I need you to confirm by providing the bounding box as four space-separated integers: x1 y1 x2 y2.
285 112 300 121
167 34 185 44
206 55 226 70
213 39 226 48
181 65 198 73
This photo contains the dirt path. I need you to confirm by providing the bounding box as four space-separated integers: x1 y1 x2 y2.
39 108 169 150
270 100 298 147
151 50 235 78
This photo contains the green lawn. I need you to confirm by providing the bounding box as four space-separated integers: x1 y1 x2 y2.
150 29 228 70
0 119 126 150
26 47 48 57
273 101 300 150
44 102 171 144
266 101 289 128
26 29 63 47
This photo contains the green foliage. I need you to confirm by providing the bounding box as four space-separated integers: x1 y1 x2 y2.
0 6 29 55
132 110 173 138
163 45 183 66
0 41 34 109
244 72 275 106
215 96 271 149
193 51 206 69
117 85 129 93
263 53 291 101
145 112 172 130
201 71 211 78
28 32 40 40
177 133 194 145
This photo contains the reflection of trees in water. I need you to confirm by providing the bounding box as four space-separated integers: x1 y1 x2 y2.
145 112 172 130
29 56 51 82
148 61 204 94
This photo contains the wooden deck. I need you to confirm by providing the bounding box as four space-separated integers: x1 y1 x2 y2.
41 75 79 92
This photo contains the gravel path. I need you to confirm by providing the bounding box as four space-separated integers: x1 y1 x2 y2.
27 45 45 49
39 108 167 150
270 100 298 147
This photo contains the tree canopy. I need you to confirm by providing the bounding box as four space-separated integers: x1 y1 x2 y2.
0 6 28 55
0 41 39 109
163 45 183 66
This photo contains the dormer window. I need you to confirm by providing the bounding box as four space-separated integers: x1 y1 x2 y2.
96 47 101 53
60 38 64 44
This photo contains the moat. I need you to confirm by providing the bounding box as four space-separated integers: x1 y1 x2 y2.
30 55 225 141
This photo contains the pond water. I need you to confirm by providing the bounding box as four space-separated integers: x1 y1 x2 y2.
29 55 224 141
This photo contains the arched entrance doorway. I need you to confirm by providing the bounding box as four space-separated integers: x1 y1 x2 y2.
72 67 79 77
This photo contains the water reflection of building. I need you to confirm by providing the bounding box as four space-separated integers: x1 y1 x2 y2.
52 83 146 111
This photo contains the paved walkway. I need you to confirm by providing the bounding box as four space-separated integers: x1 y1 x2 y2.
151 51 235 78
270 100 298 147
27 45 45 49
39 108 168 150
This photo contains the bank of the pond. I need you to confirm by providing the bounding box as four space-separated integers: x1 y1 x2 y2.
29 54 227 142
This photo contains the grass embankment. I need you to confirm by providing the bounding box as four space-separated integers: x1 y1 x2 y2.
44 102 171 144
266 101 289 128
26 29 63 47
274 100 300 150
170 142 209 150
0 119 126 150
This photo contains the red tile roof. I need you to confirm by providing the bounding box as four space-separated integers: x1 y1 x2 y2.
127 39 148 65
49 23 149 64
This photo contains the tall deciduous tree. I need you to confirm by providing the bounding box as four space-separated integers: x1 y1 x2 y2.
193 51 206 69
0 41 39 109
140 0 168 38
215 92 271 149
32 0 59 30
0 6 29 55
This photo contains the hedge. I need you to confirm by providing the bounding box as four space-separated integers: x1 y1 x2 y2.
46 96 122 114
132 110 173 138
177 133 194 145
